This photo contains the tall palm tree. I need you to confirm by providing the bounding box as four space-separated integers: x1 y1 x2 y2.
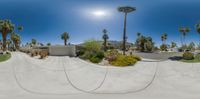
137 32 141 37
61 32 69 46
196 23 200 34
0 40 2 50
47 43 51 46
118 6 136 55
0 20 14 51
31 39 37 46
102 29 109 51
17 26 23 31
6 39 12 50
171 42 177 48
11 33 21 50
161 33 167 44
179 27 190 46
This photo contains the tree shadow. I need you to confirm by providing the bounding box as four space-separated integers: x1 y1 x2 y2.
168 56 182 61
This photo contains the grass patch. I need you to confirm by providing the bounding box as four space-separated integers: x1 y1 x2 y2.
180 59 200 63
0 53 11 62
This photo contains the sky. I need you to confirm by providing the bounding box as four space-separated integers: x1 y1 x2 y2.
0 0 200 46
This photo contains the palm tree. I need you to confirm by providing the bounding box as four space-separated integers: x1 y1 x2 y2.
17 26 23 31
0 40 2 50
161 33 167 44
47 43 51 46
171 42 177 48
196 23 200 35
31 39 37 46
6 39 12 50
137 32 141 37
11 33 21 50
179 27 190 46
0 20 14 51
102 29 109 51
118 6 136 55
61 32 69 46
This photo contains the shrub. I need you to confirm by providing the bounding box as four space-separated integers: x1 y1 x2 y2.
160 44 168 51
30 51 36 57
83 39 101 52
79 51 92 59
77 50 85 56
79 39 105 63
95 51 104 59
39 51 48 59
110 54 139 66
195 54 200 60
105 49 118 62
183 52 194 60
80 51 104 63
89 56 102 63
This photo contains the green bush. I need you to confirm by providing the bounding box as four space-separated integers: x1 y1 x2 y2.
195 54 200 60
89 56 102 63
80 51 104 63
95 51 104 59
83 39 101 52
110 54 139 66
77 50 85 56
183 52 194 60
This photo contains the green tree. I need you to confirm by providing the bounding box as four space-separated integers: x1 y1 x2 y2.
61 32 69 46
197 42 200 50
171 42 177 48
118 6 136 55
179 27 190 46
83 39 101 52
11 33 21 50
0 20 14 51
188 42 195 51
17 26 23 31
160 44 168 51
47 43 51 46
31 39 37 45
6 39 12 50
102 29 109 51
196 24 200 44
161 33 167 44
135 33 154 52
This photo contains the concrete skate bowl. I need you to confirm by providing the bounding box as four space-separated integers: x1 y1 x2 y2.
10 52 159 95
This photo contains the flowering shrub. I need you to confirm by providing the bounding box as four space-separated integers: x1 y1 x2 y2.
105 50 141 66
110 55 139 66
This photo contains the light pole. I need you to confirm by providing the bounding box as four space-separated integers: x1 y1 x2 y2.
118 6 136 55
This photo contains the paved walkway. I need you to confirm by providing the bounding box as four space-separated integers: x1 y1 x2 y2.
0 52 200 99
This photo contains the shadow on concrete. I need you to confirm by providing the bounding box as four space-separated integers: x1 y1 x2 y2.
168 56 182 61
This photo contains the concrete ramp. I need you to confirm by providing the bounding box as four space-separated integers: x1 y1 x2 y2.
1 52 200 99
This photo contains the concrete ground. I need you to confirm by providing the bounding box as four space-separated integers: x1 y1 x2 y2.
0 52 200 99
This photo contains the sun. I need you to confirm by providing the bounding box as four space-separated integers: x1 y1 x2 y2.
92 10 106 17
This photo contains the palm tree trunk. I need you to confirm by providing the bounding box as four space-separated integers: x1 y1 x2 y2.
2 31 7 51
104 39 107 51
180 35 183 47
123 13 127 55
64 39 67 46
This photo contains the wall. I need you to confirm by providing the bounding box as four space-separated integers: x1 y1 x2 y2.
49 45 76 56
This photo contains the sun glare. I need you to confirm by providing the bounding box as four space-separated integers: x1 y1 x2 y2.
92 10 106 17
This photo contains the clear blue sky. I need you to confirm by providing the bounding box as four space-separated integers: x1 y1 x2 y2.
0 0 200 46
